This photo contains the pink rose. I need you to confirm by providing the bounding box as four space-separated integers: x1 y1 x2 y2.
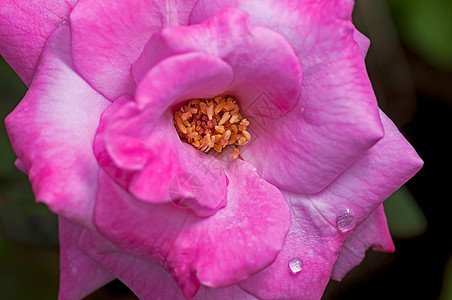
1 0 422 299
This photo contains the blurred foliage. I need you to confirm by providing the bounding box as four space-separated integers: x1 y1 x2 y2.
0 58 26 180
0 57 60 299
0 197 58 246
387 0 452 70
384 186 427 239
0 237 59 299
439 255 452 300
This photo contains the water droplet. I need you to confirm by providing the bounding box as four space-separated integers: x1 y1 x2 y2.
289 257 303 274
336 209 356 232
60 19 69 26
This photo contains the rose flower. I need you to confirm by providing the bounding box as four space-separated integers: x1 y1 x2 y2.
0 0 422 299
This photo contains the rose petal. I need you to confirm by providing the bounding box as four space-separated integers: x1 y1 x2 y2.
193 285 257 300
354 29 371 57
79 229 257 300
331 205 394 281
191 0 384 196
94 53 234 216
5 26 110 227
304 110 423 232
169 159 290 292
93 176 201 297
0 0 76 86
134 52 234 111
239 110 421 299
70 0 198 100
94 158 290 298
80 230 187 300
14 158 27 174
133 8 302 117
239 193 344 299
58 217 114 300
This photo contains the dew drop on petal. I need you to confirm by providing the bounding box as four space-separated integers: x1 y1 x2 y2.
60 19 69 26
289 257 303 274
300 106 305 114
336 209 356 232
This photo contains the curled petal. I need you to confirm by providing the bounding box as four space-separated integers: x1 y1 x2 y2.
135 52 235 112
239 110 421 299
79 229 256 300
94 158 290 298
94 53 234 216
354 29 371 57
193 285 257 300
133 8 302 117
304 110 423 232
331 205 394 281
192 0 384 196
79 229 185 300
0 0 76 85
239 195 344 300
5 27 110 227
70 0 198 100
168 159 290 293
58 217 114 300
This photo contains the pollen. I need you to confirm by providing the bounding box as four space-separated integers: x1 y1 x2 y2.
174 95 251 159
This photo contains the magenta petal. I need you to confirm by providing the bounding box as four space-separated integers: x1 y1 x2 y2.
94 169 191 266
94 53 233 216
331 205 394 281
239 110 421 299
354 29 371 58
305 110 423 230
134 52 234 109
14 158 27 174
168 159 290 290
5 27 110 227
191 0 384 195
58 217 114 300
70 0 198 100
193 285 257 300
94 159 290 298
80 233 186 300
133 8 302 116
79 229 256 300
0 0 76 86
239 194 344 300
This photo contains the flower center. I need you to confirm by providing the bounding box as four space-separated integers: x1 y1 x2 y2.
174 95 251 159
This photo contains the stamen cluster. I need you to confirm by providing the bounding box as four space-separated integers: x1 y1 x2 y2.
174 96 251 159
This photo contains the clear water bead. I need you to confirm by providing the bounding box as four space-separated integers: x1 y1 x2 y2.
289 257 303 274
60 19 69 26
336 209 356 232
